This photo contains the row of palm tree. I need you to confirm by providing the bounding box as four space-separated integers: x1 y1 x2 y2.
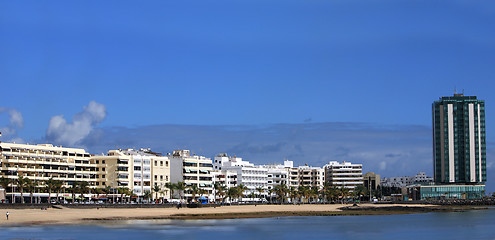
0 175 137 204
1 175 373 204
266 183 369 204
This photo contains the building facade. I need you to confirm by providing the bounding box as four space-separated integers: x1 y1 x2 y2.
213 153 268 201
324 161 363 191
433 93 486 184
363 172 380 190
170 150 213 201
0 142 96 202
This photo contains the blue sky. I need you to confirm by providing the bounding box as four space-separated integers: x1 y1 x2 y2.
1 1 495 191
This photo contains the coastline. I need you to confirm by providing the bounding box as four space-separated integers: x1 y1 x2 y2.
0 203 460 226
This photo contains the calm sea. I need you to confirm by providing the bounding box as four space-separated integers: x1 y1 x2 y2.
1 208 494 240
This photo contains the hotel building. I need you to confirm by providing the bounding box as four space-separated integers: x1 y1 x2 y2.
0 142 97 202
433 93 486 184
214 153 268 201
324 161 363 191
417 93 487 199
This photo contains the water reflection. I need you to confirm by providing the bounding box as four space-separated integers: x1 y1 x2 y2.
1 209 494 240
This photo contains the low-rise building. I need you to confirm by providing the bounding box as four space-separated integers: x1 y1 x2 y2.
363 172 381 191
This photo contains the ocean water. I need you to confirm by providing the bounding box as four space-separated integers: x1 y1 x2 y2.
1 208 495 240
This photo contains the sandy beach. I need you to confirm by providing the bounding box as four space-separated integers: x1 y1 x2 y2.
0 203 442 226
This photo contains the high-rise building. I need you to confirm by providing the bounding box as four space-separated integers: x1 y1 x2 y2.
413 93 488 200
432 93 486 184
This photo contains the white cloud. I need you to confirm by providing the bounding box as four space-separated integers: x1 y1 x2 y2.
0 107 24 138
379 161 387 170
46 101 106 147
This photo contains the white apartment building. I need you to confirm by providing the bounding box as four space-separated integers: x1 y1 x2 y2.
211 170 238 189
0 142 97 203
325 161 363 191
92 148 170 201
262 160 292 191
214 153 268 201
211 169 238 202
170 150 213 201
119 149 153 198
289 165 325 189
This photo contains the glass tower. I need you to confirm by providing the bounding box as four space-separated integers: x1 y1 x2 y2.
432 93 486 184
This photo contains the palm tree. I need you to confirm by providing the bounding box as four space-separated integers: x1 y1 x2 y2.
353 184 368 202
45 178 56 203
104 185 112 202
339 186 350 203
213 182 222 203
226 187 238 203
77 181 90 202
298 186 309 204
198 187 208 203
274 184 288 204
0 177 11 203
310 186 319 203
322 182 332 203
53 180 64 203
237 184 248 203
217 185 226 203
143 190 152 203
288 187 297 204
329 186 340 202
16 175 29 204
188 184 200 202
118 187 129 203
249 190 256 201
267 188 274 203
164 182 176 200
175 182 186 203
153 184 161 202
25 178 36 204
213 182 223 203
256 186 264 202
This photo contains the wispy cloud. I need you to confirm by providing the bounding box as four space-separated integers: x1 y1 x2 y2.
46 101 106 147
82 122 435 177
0 107 24 141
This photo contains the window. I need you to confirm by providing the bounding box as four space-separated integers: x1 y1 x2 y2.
96 160 99 164
166 161 168 167
102 168 105 171
102 160 105 164
160 175 163 181
154 175 157 180
102 182 106 186
160 161 163 166
166 176 169 181
155 161 157 166
102 175 105 178
96 182 99 186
